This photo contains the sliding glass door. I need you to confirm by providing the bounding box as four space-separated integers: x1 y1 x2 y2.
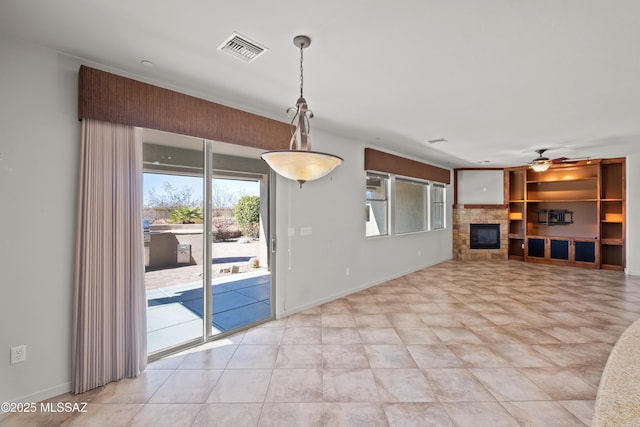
143 132 273 357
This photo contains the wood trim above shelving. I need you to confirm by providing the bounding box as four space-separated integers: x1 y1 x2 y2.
453 204 508 209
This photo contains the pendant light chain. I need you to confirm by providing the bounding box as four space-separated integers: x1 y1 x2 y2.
299 43 304 98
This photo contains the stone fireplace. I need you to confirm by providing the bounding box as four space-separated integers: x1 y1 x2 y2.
453 206 508 260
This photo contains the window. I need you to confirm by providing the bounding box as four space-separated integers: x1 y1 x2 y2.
432 184 446 229
395 178 428 234
366 172 389 236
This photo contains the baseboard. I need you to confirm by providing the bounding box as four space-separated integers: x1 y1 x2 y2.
6 382 71 405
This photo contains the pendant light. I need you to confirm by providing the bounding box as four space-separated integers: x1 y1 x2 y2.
261 35 343 187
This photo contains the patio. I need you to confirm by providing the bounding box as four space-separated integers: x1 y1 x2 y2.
145 240 271 354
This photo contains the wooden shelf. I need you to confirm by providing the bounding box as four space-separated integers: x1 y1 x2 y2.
602 238 623 246
526 177 597 184
506 158 625 270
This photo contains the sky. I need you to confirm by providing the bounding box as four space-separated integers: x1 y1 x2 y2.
143 173 259 207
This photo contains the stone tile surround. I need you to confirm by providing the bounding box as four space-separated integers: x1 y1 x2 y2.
453 207 509 261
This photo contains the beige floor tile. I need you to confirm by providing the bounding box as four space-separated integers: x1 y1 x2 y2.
226 345 278 369
322 344 370 369
358 328 403 345
372 369 436 402
323 369 380 402
443 402 520 427
321 313 357 328
503 327 561 345
349 303 383 314
532 343 612 368
521 367 598 400
0 409 76 426
193 403 262 427
469 326 522 344
146 353 187 370
395 328 441 345
86 370 173 403
178 345 237 370
364 345 417 369
259 403 324 427
275 345 322 368
406 344 465 368
431 327 484 345
323 403 388 427
265 369 323 402
206 369 272 402
129 403 202 427
559 400 595 426
422 368 495 402
419 313 465 327
63 403 143 426
320 301 353 314
281 327 321 344
386 313 428 328
470 368 551 401
491 343 556 367
149 370 222 403
240 328 284 345
447 344 510 368
502 400 586 427
408 303 448 314
285 313 321 328
353 314 393 328
322 327 362 344
384 403 454 427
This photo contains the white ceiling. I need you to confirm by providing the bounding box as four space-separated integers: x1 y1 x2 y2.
2 0 639 168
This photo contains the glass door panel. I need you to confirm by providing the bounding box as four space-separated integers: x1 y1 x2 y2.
143 137 205 355
209 173 272 336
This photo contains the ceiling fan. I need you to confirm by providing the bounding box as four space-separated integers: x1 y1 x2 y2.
529 149 590 172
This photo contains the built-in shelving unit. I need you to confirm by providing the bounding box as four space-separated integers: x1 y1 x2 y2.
505 158 625 270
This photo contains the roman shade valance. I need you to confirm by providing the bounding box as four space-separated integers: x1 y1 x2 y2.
78 65 290 151
364 148 451 184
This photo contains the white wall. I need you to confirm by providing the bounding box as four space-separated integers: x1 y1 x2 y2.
626 155 640 276
0 36 454 402
457 169 504 205
274 131 453 316
0 37 80 402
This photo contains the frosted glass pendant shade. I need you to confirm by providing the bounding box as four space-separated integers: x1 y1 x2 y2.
261 150 343 187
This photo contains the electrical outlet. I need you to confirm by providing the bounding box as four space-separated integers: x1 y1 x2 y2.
11 345 26 364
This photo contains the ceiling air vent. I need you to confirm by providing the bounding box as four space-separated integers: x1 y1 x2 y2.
218 33 267 63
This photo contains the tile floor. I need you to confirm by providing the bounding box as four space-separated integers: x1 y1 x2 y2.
146 270 271 353
3 260 640 426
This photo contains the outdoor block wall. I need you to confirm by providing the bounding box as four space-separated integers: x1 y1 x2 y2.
453 207 509 260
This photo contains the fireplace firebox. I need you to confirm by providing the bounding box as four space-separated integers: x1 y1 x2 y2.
470 224 500 249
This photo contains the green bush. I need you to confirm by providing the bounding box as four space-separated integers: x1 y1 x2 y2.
169 206 203 224
234 196 260 238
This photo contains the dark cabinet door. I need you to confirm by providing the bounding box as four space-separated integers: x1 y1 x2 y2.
550 239 570 261
575 240 596 263
527 238 545 258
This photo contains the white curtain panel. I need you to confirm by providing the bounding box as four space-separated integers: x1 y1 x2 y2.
72 118 146 394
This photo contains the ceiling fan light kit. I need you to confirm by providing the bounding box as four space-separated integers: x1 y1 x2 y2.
530 149 552 172
261 35 343 187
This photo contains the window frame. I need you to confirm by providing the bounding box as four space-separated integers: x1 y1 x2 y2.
365 171 390 237
394 176 430 235
431 183 446 230
365 170 448 237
